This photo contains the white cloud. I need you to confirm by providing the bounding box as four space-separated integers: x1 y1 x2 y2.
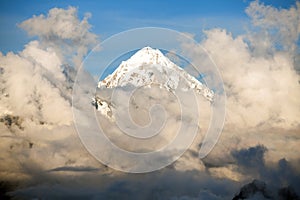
246 0 300 54
0 44 71 125
0 7 99 186
183 28 300 129
19 6 98 68
179 1 300 192
21 41 64 81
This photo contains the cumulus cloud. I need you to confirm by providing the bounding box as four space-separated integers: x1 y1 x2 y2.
179 5 300 183
0 41 73 126
0 6 99 194
246 0 300 54
0 6 98 128
178 1 300 196
183 28 300 129
19 6 98 68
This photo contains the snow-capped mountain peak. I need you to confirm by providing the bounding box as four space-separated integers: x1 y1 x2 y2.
127 46 173 66
94 46 214 119
98 47 177 88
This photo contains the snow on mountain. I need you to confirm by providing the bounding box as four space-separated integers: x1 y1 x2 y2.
94 46 214 119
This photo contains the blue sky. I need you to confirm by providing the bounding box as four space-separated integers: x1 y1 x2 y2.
0 0 297 53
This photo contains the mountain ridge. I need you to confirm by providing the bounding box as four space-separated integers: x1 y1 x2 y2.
94 46 214 119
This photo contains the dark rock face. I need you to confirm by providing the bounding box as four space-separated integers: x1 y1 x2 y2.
233 180 299 200
233 180 271 200
0 181 15 200
0 114 23 130
278 186 300 200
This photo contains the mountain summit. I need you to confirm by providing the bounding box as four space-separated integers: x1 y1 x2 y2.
93 46 214 119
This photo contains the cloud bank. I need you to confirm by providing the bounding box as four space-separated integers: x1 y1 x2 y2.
0 6 100 191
